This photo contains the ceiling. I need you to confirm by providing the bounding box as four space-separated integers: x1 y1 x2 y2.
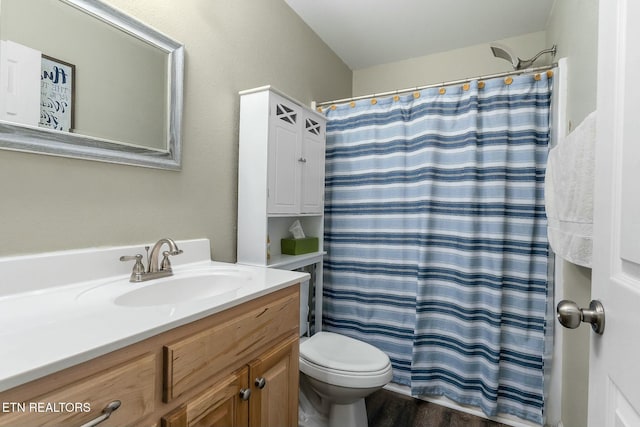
284 0 556 70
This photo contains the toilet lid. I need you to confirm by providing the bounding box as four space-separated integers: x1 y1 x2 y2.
300 331 390 373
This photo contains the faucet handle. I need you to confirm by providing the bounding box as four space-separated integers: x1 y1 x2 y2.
160 251 173 271
120 254 146 282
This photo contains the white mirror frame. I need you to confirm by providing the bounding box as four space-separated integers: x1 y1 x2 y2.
0 0 184 170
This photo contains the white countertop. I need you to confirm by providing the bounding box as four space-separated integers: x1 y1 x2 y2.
0 239 308 392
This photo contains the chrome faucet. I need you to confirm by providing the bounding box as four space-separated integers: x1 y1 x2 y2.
148 237 183 272
120 238 183 282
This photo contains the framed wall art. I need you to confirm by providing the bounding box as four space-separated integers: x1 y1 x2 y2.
39 54 75 132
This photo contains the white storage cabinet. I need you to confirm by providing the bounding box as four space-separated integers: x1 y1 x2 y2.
237 86 326 333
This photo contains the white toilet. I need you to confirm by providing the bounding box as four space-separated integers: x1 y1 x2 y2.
298 283 393 427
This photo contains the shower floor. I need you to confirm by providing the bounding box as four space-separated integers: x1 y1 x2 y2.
365 389 512 427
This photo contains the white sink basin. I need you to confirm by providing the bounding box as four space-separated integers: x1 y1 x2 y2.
115 273 242 306
77 268 251 308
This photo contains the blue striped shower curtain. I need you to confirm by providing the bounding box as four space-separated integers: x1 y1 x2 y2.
323 72 552 424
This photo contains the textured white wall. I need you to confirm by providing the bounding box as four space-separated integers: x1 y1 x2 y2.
0 0 352 261
546 2 599 427
547 0 599 132
352 31 548 97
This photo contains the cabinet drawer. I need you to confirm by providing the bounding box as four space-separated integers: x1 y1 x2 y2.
0 353 156 427
164 287 299 402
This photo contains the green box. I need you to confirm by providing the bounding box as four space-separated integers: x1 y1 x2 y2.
281 237 319 255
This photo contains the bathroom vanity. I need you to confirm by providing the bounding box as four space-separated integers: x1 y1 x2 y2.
0 239 305 427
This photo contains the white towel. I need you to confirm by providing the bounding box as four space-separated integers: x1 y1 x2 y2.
545 111 596 267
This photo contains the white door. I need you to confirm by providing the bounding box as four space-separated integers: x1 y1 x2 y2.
268 97 300 214
588 0 640 425
300 114 325 214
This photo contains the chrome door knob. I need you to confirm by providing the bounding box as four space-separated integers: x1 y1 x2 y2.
557 300 583 328
557 299 605 335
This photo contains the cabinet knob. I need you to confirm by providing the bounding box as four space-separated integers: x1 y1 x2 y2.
255 377 267 389
239 388 252 400
298 157 307 163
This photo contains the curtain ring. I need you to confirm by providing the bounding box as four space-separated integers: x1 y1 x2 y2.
371 98 377 105
547 70 554 78
330 105 337 110
504 77 513 85
316 106 323 113
413 92 420 99
350 101 356 108
478 81 485 89
462 83 470 91
393 95 400 102
534 73 542 81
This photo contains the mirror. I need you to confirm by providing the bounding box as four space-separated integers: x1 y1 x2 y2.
0 0 184 169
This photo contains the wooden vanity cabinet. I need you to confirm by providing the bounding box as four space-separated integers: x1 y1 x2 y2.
161 335 298 427
161 366 250 427
247 335 299 427
0 353 157 427
0 285 300 427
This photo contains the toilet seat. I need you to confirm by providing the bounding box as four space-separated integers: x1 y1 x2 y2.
299 332 393 388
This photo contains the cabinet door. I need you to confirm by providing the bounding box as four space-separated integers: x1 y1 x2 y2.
268 98 300 214
300 114 326 214
248 336 299 427
162 367 249 427
0 40 41 126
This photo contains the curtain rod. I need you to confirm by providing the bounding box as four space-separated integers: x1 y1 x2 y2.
315 63 557 108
